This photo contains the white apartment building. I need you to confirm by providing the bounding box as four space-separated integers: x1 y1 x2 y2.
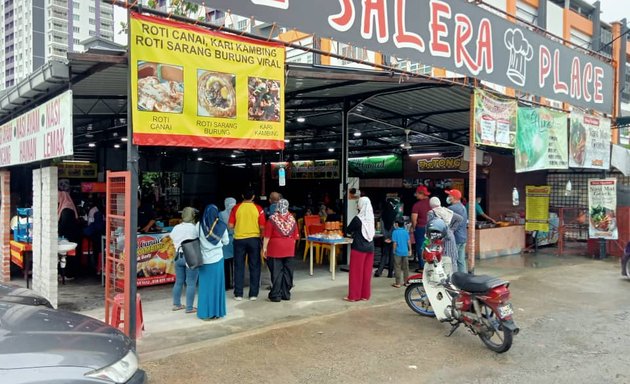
0 0 114 90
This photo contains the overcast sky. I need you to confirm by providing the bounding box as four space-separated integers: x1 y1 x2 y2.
113 0 629 45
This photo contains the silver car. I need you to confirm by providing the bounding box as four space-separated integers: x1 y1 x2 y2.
0 284 146 384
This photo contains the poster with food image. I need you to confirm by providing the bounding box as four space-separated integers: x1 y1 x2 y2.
129 12 285 149
515 107 568 173
473 89 518 149
136 233 176 287
197 70 236 118
569 112 611 169
137 62 184 113
588 179 617 240
248 77 281 122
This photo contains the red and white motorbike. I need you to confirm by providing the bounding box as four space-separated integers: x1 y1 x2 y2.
405 219 519 353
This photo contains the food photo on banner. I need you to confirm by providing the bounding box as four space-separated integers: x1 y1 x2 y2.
514 107 568 173
587 179 618 240
135 233 177 287
473 89 518 149
129 12 285 149
569 112 611 169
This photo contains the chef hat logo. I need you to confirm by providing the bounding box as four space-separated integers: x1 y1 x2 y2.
504 28 533 87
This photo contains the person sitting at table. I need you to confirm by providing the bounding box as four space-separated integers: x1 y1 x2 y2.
263 199 300 302
324 205 341 223
58 191 82 279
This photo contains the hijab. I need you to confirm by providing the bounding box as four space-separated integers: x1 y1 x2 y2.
270 199 296 237
357 196 375 242
381 198 397 231
181 207 196 223
58 191 78 220
429 196 454 225
200 204 227 245
219 197 237 223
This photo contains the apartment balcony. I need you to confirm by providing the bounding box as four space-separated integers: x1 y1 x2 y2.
50 0 66 10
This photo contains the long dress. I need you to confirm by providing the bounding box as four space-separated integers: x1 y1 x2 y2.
197 225 229 320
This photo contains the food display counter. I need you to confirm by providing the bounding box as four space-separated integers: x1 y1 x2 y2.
475 224 525 259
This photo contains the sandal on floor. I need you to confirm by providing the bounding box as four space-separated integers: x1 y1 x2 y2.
343 297 358 302
185 308 197 314
392 284 402 288
172 305 185 311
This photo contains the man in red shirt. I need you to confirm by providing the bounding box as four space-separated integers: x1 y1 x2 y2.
228 189 266 301
411 185 431 271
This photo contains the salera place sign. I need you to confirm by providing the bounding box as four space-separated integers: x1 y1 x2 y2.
203 0 614 113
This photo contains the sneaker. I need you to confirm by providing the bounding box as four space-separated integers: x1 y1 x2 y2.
249 296 257 301
234 296 243 301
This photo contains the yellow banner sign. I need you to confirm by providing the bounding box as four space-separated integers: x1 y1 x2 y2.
525 185 551 232
129 13 285 149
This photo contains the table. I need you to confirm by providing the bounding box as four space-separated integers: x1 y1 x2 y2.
10 240 32 288
308 237 353 280
475 225 525 259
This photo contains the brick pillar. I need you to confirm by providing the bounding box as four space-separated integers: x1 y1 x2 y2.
0 171 10 282
32 167 58 308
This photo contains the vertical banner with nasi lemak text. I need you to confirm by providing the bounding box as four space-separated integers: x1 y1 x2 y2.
129 12 285 150
0 90 73 167
569 112 611 169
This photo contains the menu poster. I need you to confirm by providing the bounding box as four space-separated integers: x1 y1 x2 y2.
129 12 285 150
473 89 518 149
515 107 568 173
525 186 551 232
569 112 611 169
588 179 618 240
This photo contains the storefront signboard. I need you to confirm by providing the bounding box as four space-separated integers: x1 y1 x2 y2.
473 90 518 149
515 107 568 173
587 179 618 240
291 160 339 179
57 162 98 179
348 155 402 177
203 0 614 113
525 185 550 232
569 112 611 170
129 12 285 150
0 90 73 167
417 154 469 173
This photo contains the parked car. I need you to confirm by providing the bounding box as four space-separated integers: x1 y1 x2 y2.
0 286 146 384
0 283 53 308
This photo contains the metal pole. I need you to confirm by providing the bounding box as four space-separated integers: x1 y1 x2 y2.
341 99 349 264
126 7 139 343
467 91 477 273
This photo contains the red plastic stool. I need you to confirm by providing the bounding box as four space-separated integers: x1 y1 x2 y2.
110 293 145 338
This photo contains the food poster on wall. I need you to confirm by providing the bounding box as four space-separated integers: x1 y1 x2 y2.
525 186 551 231
588 179 618 240
136 233 176 286
515 107 568 173
569 112 611 169
473 89 518 149
129 12 285 150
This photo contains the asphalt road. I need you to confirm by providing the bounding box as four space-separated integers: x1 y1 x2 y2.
142 259 629 384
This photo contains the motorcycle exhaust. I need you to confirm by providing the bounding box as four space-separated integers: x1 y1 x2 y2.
502 319 520 335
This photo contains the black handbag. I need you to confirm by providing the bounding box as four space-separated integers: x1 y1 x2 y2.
180 226 203 269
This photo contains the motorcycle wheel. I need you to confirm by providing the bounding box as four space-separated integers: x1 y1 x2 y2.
478 303 513 353
404 283 435 317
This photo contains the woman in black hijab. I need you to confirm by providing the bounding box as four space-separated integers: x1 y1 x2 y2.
374 197 396 278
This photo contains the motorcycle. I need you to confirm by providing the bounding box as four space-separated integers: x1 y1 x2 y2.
404 218 519 353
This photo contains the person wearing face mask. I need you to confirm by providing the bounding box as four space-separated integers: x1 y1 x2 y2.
445 190 468 273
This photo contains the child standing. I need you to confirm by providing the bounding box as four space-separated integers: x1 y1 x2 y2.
391 219 411 288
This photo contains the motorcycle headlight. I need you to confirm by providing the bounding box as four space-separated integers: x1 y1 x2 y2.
85 350 138 383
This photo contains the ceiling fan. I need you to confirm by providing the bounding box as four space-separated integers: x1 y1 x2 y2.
400 129 412 150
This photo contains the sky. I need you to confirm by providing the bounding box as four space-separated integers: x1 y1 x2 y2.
112 0 630 46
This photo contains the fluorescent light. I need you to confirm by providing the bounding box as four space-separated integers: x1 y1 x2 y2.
114 144 120 149
232 163 246 166
284 139 290 143
88 143 96 148
62 160 90 164
121 137 128 142
353 131 362 137
410 152 441 158
296 117 306 123
252 162 262 166
328 148 334 152
192 148 199 152
230 154 236 158
197 157 203 161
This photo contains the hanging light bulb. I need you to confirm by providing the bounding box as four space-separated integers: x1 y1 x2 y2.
565 179 572 196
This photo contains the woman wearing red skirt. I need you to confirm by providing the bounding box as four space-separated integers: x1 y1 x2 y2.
345 196 375 301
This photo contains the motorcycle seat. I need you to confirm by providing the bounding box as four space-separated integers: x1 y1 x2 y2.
450 272 507 293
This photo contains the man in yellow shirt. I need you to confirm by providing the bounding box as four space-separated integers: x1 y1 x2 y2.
228 189 266 301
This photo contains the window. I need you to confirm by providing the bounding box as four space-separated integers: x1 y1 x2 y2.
89 6 95 13
89 30 96 36
73 1 79 8
73 38 79 44
570 28 591 50
89 18 95 25
73 14 80 21
516 0 537 24
73 26 80 33
237 19 248 31
339 43 368 65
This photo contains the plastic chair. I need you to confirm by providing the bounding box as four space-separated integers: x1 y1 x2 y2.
303 223 324 263
110 293 145 338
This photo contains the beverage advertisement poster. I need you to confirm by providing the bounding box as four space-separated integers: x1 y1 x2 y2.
569 112 611 169
525 186 551 232
515 107 568 173
129 12 285 149
588 179 618 240
473 89 518 149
